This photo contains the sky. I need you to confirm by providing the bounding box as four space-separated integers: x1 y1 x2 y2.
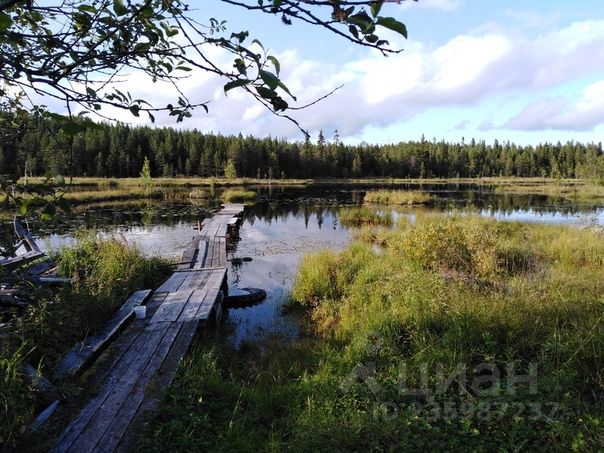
86 0 604 145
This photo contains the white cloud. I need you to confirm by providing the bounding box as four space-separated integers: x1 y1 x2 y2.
36 18 604 140
399 0 463 11
504 80 604 131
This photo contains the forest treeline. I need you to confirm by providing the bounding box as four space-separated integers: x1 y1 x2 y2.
2 117 604 180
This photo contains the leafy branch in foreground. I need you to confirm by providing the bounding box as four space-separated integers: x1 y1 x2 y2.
0 0 413 130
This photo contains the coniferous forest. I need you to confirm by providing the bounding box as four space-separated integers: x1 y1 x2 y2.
3 117 604 180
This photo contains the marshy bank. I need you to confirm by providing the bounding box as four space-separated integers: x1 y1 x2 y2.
133 214 603 451
2 182 603 450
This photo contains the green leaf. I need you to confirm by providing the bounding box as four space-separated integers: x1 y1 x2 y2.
113 0 128 17
251 39 265 51
256 86 276 100
141 7 154 19
77 5 97 13
234 58 247 76
267 56 280 75
0 12 12 31
347 12 372 31
348 25 359 39
129 105 140 117
371 1 384 18
259 69 279 90
376 17 408 38
224 79 251 93
277 81 296 101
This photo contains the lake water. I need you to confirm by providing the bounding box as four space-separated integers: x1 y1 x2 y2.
24 184 604 345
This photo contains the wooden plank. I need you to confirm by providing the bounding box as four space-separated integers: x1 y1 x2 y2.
212 239 221 267
178 269 211 292
63 323 171 453
177 287 209 322
195 269 226 320
25 259 55 277
148 290 192 324
116 320 200 453
51 324 164 453
205 239 215 268
53 290 152 380
178 236 199 270
0 250 45 271
217 224 228 238
219 237 227 267
195 240 208 269
155 272 188 293
94 322 182 453
14 218 42 253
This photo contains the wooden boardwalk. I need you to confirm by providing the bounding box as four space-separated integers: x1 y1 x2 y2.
51 204 245 453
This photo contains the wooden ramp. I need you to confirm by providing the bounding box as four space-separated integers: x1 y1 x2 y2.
52 204 245 453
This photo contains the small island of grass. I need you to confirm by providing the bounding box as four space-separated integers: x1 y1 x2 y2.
364 190 434 206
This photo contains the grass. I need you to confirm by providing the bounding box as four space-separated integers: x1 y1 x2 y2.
16 176 600 189
0 235 168 448
188 188 209 199
494 181 604 201
364 189 434 205
220 189 257 203
136 215 603 451
61 187 165 204
339 207 392 227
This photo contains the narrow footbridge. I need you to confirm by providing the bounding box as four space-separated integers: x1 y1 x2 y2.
51 204 245 453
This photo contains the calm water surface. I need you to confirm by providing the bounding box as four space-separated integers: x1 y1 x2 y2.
23 184 604 345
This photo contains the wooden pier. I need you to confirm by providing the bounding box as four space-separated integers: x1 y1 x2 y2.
51 204 245 453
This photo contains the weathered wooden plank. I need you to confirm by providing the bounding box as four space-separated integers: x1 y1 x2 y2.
14 218 42 253
195 240 208 269
205 238 215 268
95 322 181 453
51 323 163 453
148 290 192 324
25 259 55 277
63 323 171 453
195 269 226 320
219 237 227 267
0 250 45 271
115 320 200 453
212 239 222 266
178 236 199 270
53 290 152 380
217 224 228 238
178 269 211 292
155 272 188 293
177 287 209 322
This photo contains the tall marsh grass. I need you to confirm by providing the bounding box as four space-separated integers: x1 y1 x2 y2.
364 189 434 205
339 207 392 227
220 189 257 203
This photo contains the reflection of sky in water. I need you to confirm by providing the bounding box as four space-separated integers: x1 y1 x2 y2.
224 207 350 346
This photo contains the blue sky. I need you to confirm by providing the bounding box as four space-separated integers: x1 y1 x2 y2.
105 0 604 145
